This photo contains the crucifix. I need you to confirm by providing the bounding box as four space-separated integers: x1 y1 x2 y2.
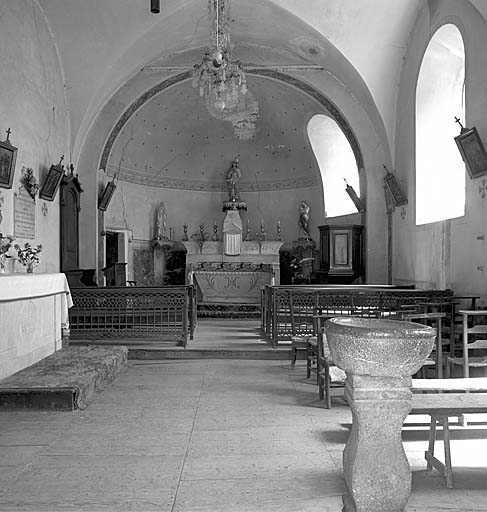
454 116 465 132
5 128 11 142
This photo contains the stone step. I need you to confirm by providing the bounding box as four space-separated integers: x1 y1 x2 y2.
0 346 128 410
129 347 292 360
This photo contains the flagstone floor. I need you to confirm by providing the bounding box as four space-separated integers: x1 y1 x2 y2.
0 350 486 510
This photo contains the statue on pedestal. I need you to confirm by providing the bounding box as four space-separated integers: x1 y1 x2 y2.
298 200 311 239
152 201 172 250
226 157 241 202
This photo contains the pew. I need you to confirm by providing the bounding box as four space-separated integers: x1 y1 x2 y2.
410 382 487 488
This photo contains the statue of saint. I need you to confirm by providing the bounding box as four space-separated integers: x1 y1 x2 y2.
226 157 241 202
298 200 311 238
156 202 167 240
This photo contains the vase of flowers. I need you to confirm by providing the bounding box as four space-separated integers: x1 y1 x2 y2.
14 242 42 273
0 233 15 273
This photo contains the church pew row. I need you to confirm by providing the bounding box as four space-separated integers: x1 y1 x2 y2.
261 285 454 346
68 285 196 346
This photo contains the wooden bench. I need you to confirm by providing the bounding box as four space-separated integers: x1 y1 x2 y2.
409 389 487 488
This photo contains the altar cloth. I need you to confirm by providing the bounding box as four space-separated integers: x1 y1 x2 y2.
0 273 73 324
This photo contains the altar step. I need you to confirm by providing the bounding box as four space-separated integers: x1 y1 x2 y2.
128 346 291 360
0 346 128 410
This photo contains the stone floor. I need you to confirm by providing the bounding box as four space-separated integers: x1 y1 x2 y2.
0 356 486 511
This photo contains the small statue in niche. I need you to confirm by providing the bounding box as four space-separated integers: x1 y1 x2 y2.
298 200 311 239
156 202 167 240
226 157 241 202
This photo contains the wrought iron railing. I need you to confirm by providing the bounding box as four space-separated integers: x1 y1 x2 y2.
261 285 454 346
69 285 196 346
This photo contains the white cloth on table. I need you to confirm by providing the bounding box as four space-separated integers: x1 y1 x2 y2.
0 273 73 324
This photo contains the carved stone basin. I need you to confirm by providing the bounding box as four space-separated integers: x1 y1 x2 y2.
325 317 436 378
325 316 437 512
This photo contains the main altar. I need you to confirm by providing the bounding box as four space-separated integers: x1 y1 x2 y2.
181 157 283 311
183 241 283 307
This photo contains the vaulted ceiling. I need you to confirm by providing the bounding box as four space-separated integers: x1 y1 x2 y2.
36 0 485 161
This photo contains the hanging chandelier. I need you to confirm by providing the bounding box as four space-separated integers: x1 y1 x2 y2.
192 0 259 138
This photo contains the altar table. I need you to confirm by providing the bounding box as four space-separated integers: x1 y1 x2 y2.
0 273 73 380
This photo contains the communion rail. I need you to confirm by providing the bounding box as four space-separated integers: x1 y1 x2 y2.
69 285 196 346
261 285 453 346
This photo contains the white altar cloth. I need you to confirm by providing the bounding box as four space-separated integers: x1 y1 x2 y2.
0 273 73 324
0 273 73 380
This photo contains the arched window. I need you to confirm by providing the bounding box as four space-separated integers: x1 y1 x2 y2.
307 114 360 218
416 24 465 225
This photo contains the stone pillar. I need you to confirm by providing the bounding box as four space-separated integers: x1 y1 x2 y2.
325 317 436 512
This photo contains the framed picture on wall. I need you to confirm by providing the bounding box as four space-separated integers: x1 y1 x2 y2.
384 171 408 206
98 180 116 211
39 163 64 201
0 134 18 189
454 126 487 179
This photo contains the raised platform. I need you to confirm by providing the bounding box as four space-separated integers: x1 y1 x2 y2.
0 346 128 410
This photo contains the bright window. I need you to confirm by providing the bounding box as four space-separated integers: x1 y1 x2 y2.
307 114 360 217
416 24 465 225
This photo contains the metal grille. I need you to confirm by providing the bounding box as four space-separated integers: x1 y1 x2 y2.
263 285 453 345
69 286 196 345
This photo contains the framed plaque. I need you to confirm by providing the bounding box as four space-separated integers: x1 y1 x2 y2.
98 180 116 211
14 187 35 239
0 135 17 190
39 163 64 201
454 126 487 179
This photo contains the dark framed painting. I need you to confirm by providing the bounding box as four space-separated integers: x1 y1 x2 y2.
384 171 408 207
0 138 18 189
39 163 64 201
98 180 116 211
454 127 487 179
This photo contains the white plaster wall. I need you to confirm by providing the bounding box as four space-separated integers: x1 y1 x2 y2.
0 0 69 274
394 0 487 297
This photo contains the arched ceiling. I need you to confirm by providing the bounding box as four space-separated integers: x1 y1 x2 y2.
37 0 431 162
107 75 329 192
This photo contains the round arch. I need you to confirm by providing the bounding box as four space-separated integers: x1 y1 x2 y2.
99 70 364 173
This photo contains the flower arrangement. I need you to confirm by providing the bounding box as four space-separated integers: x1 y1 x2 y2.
191 224 209 253
21 167 39 199
14 242 42 272
289 257 301 275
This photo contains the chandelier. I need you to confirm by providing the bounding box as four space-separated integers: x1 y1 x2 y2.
192 0 259 138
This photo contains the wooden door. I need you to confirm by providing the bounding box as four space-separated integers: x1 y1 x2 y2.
60 174 82 271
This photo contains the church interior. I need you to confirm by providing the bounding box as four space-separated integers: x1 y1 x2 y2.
1 1 487 511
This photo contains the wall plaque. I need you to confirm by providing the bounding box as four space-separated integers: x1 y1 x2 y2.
14 186 35 239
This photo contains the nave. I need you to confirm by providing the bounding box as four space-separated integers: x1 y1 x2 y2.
1 343 486 511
